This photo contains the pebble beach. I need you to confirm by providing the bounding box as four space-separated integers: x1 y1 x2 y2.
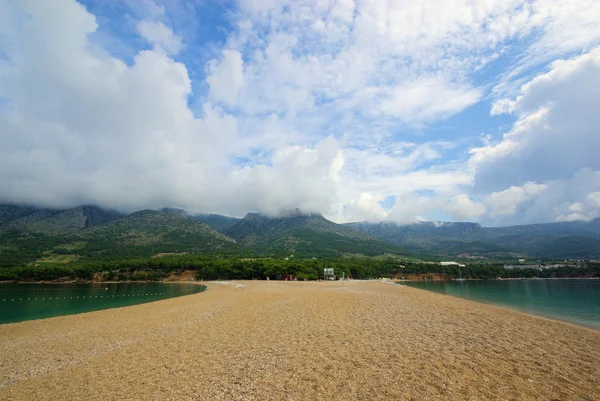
0 280 599 400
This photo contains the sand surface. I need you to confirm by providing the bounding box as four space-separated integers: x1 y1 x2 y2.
0 280 599 400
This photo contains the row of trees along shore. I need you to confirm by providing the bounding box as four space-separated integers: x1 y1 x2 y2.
1 255 599 282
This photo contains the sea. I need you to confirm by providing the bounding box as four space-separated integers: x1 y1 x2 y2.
0 282 206 324
403 279 600 330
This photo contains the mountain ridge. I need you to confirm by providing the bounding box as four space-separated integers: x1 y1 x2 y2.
0 207 239 266
2 203 600 263
345 218 600 259
191 213 241 233
224 211 405 257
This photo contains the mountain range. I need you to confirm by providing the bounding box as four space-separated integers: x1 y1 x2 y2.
345 220 600 260
219 210 399 257
192 212 600 260
1 203 600 268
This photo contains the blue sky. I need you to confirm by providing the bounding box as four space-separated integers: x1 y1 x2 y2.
1 0 600 225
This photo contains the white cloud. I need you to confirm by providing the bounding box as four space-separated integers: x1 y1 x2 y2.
227 136 344 216
490 98 515 116
228 0 542 125
486 182 547 217
448 194 486 221
338 193 388 223
470 48 600 223
378 78 481 123
587 192 600 209
0 0 341 217
555 213 586 222
207 49 244 107
330 141 472 223
491 0 600 98
556 190 600 222
137 20 182 55
385 194 445 225
1 0 599 226
139 0 165 18
329 0 355 23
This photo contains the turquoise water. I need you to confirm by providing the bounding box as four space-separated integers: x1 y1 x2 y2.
403 279 600 330
0 282 206 324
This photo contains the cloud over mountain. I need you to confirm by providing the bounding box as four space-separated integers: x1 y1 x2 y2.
1 0 599 224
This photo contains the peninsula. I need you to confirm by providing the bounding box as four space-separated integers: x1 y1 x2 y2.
1 281 598 400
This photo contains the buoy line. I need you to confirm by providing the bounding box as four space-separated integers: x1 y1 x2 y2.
2 293 168 301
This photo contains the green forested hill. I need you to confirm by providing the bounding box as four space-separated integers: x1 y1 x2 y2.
0 205 123 234
346 219 600 259
191 213 241 233
2 202 600 269
0 209 61 233
490 235 600 259
488 218 600 237
19 206 122 234
0 205 45 226
225 211 408 257
65 210 239 260
0 209 239 266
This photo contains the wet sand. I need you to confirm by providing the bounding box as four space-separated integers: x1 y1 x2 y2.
0 281 599 400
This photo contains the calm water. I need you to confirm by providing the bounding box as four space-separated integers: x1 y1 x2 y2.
0 282 206 324
403 279 600 330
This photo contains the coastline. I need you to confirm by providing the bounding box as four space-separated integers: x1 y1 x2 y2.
402 278 600 331
397 276 600 281
0 269 201 285
1 281 599 400
404 283 600 332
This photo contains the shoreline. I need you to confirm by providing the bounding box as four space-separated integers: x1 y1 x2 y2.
397 276 600 281
403 283 600 333
2 278 599 330
1 275 597 285
0 278 202 285
1 281 599 400
402 279 600 331
0 281 208 326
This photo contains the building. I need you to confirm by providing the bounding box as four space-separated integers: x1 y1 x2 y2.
440 261 466 268
504 264 541 270
504 264 572 270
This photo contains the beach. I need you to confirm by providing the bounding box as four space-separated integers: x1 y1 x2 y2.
0 280 599 400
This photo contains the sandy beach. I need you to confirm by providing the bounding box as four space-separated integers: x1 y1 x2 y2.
0 281 599 400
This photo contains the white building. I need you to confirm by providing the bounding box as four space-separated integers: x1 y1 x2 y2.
440 261 466 267
504 264 571 270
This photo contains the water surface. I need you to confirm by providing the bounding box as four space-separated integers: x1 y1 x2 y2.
0 282 206 324
403 279 600 330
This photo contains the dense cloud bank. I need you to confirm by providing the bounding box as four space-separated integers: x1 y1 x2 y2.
1 0 599 224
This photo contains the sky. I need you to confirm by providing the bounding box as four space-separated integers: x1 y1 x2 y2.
1 0 600 226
